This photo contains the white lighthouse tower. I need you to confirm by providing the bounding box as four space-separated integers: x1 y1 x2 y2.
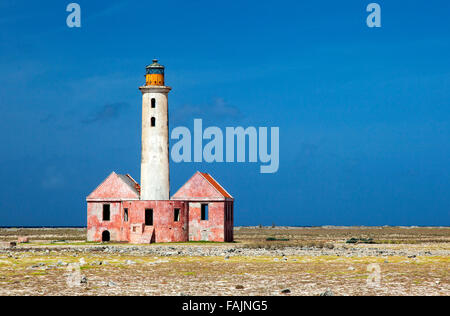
139 59 171 200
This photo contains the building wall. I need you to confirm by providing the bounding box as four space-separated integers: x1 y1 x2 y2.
188 201 231 242
87 202 126 242
88 199 232 243
88 200 188 243
224 201 234 242
123 200 188 243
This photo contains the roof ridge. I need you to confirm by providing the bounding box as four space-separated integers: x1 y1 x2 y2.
199 172 233 199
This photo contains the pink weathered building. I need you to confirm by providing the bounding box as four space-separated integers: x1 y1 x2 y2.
86 61 234 243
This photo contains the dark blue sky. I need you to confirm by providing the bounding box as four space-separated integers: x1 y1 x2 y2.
0 0 449 226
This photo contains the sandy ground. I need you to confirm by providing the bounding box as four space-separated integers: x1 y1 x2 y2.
0 227 448 296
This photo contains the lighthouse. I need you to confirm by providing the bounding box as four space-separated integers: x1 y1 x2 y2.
139 59 171 200
86 61 234 243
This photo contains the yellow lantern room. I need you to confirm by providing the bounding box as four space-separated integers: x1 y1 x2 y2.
145 59 165 86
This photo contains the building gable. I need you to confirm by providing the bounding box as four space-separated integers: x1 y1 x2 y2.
171 171 233 201
87 172 140 201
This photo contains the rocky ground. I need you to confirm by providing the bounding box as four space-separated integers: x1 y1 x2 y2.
0 227 448 296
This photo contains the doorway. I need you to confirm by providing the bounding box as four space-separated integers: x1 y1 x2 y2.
102 230 110 242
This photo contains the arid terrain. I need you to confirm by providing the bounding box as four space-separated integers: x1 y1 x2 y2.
0 227 448 296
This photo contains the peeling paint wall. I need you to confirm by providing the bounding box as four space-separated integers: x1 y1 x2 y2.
123 200 188 243
87 199 233 243
188 202 228 242
87 200 188 243
87 202 124 242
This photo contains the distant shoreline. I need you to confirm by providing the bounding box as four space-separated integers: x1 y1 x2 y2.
0 225 449 229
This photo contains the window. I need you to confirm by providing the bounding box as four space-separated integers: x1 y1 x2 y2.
124 208 129 222
201 204 209 221
151 117 156 127
174 208 180 222
151 98 156 108
145 209 153 226
103 204 110 221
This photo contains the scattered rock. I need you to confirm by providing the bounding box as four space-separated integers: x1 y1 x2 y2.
320 289 334 296
80 276 88 284
324 243 335 249
236 285 245 290
125 260 136 265
31 263 45 269
107 281 117 287
348 266 355 271
90 261 103 266
281 288 291 294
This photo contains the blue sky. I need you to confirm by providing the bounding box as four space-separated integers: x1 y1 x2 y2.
0 0 449 226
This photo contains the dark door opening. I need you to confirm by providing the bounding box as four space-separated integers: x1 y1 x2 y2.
145 209 154 226
102 230 110 242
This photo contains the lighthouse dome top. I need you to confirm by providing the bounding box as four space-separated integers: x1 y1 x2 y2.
145 59 165 86
146 59 164 70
